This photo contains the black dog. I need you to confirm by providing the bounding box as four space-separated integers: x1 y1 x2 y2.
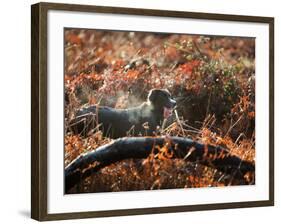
69 89 176 138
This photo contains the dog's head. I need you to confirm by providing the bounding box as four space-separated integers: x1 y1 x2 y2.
147 89 176 119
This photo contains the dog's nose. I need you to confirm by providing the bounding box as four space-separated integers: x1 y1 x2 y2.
170 99 177 107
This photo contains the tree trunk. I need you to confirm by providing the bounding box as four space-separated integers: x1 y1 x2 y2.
65 136 254 192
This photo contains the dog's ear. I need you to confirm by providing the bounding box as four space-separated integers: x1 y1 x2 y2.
147 89 158 103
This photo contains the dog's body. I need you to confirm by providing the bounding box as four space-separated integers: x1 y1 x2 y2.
69 89 176 138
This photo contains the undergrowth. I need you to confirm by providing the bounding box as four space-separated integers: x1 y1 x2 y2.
64 29 255 193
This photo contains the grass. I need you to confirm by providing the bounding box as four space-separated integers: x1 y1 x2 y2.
64 29 255 193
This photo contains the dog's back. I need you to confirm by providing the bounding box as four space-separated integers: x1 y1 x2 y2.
70 103 158 138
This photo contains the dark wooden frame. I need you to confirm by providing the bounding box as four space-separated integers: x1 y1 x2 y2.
31 2 274 221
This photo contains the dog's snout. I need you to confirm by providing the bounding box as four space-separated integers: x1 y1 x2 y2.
170 99 177 108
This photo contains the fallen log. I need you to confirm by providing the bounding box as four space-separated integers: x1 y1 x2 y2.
65 136 254 192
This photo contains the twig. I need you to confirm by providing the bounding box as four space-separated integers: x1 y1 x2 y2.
235 133 246 145
174 109 185 136
225 115 244 137
182 122 200 132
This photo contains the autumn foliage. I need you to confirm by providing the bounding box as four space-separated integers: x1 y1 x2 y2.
64 29 255 193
